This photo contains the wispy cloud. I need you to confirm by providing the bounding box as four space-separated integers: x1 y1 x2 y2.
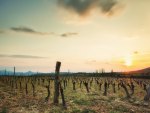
99 0 118 15
85 60 109 65
10 26 51 35
58 0 125 17
60 32 78 37
1 26 79 38
0 54 46 59
133 51 138 54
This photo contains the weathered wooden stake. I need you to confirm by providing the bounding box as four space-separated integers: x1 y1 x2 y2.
14 67 15 75
53 61 61 104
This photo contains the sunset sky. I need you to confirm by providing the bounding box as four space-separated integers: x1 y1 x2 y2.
0 0 150 72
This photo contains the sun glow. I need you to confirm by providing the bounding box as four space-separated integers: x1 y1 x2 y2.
124 54 132 66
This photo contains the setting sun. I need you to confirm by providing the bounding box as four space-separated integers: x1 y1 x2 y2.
124 55 133 66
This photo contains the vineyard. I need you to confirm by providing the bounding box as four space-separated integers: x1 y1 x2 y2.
0 62 150 113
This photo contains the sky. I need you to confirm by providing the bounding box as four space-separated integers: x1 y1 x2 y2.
0 0 150 73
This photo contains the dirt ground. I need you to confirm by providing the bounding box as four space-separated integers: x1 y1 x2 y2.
0 81 150 113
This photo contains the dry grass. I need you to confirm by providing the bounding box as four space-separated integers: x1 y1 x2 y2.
0 77 150 113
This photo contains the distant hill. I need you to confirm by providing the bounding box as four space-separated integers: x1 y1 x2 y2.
0 70 38 76
129 67 150 75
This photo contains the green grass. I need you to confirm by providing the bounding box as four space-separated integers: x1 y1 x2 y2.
81 108 96 113
0 107 8 113
73 99 93 106
112 105 129 113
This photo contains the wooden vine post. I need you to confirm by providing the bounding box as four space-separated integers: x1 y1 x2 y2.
53 61 67 109
53 61 61 104
14 66 15 75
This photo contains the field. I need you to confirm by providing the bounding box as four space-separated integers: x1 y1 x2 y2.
0 74 150 113
1 0 150 113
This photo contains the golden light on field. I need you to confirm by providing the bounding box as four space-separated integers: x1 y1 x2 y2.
124 54 132 67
